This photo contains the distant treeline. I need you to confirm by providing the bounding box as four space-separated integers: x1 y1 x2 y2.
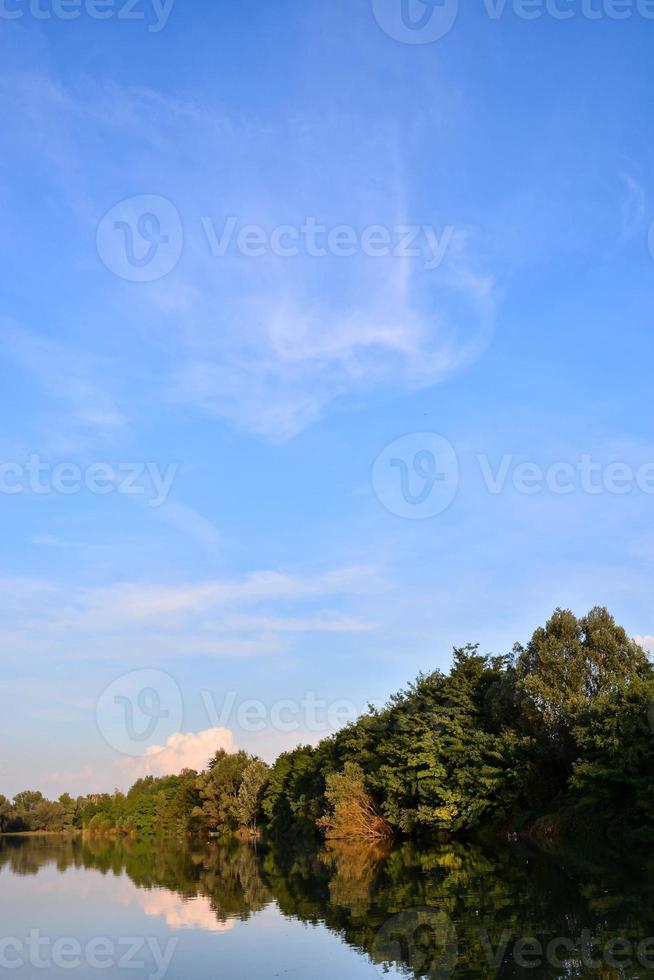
3 607 654 844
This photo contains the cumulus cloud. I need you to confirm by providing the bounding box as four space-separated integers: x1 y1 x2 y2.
634 635 654 655
119 727 235 782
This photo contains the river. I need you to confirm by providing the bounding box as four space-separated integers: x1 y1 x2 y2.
0 833 652 978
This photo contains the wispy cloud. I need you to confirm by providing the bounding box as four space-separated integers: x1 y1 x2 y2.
618 171 646 240
0 66 496 442
0 566 385 663
1 319 128 450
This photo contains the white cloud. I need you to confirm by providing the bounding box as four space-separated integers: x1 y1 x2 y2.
118 727 235 782
619 172 646 240
77 566 384 624
166 245 495 442
156 501 222 552
0 68 496 442
634 635 654 654
204 613 375 633
0 320 128 450
0 566 383 663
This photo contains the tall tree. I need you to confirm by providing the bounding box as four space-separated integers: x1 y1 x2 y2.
516 606 651 739
236 759 269 834
0 795 12 833
195 750 252 834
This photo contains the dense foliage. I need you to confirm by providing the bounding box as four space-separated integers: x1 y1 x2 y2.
3 607 653 844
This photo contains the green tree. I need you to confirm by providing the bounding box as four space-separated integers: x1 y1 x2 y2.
0 795 13 833
263 744 330 835
368 648 532 834
195 750 252 834
516 607 651 739
237 759 269 834
570 675 654 838
514 607 653 799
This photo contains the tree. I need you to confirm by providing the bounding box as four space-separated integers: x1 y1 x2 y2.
570 675 654 838
317 762 391 840
57 794 78 831
0 795 13 833
3 605 651 846
195 750 252 834
237 759 269 834
516 607 651 740
262 745 328 835
366 648 532 834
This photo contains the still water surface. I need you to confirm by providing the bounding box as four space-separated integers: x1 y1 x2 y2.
0 833 652 978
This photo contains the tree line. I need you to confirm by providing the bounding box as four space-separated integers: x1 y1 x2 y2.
3 606 653 844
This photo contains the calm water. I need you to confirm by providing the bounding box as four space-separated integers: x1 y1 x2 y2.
1 833 653 978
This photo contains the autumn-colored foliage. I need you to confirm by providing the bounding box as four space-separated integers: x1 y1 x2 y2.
317 763 392 841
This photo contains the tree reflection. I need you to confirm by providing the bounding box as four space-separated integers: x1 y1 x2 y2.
2 833 654 978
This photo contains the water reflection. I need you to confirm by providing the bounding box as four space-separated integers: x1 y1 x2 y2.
1 833 654 978
141 892 237 932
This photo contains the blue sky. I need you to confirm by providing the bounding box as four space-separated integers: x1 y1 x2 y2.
1 0 654 796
